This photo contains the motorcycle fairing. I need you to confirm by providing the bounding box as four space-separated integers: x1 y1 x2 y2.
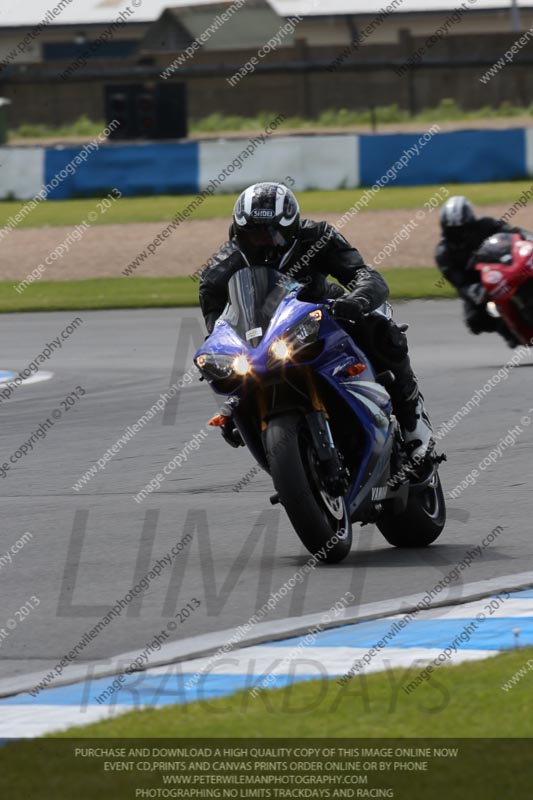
195 267 397 521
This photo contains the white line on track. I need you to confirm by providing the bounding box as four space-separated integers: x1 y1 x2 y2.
1 570 532 700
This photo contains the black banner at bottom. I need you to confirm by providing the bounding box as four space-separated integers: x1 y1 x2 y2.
0 738 531 799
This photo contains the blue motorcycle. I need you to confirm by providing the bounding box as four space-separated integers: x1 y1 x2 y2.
194 266 446 563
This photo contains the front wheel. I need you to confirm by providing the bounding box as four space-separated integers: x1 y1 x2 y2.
377 470 446 547
265 413 352 563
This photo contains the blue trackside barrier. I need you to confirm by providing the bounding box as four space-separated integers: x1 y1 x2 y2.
4 128 533 201
359 128 528 187
43 141 200 199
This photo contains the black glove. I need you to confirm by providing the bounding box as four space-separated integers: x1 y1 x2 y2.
205 312 221 335
464 284 487 307
331 296 369 323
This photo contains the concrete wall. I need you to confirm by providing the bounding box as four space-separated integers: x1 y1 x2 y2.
2 31 533 129
2 127 533 201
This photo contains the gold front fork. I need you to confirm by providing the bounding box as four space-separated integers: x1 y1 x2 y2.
257 370 328 431
257 388 268 431
306 369 329 417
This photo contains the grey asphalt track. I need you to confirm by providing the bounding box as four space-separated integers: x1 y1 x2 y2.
0 300 531 684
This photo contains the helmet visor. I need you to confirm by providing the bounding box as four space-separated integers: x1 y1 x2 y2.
239 224 292 250
237 224 294 263
444 222 476 247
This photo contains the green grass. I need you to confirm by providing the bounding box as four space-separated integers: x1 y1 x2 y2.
2 182 532 229
7 113 105 141
385 267 454 298
47 647 533 737
0 270 452 313
7 100 533 140
192 100 533 132
0 650 531 798
0 278 199 312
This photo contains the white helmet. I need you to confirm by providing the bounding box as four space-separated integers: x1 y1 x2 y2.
232 182 300 266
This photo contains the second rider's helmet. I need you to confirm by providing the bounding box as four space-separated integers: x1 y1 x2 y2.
440 196 477 250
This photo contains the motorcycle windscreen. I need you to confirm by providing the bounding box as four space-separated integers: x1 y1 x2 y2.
222 266 303 348
476 233 514 264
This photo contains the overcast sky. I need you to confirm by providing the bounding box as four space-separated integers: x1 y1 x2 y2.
0 0 528 28
0 0 209 28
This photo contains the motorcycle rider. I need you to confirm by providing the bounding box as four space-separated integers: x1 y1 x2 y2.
199 182 433 461
435 195 532 346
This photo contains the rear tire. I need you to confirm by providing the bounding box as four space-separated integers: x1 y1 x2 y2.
377 470 446 547
265 413 352 563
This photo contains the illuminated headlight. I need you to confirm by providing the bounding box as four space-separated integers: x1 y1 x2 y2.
293 309 322 343
195 352 251 380
268 310 322 366
270 339 291 361
233 355 251 376
195 353 235 380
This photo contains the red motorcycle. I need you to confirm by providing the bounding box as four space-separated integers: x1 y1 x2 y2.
474 232 533 345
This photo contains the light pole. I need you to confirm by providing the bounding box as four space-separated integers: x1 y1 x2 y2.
511 0 522 31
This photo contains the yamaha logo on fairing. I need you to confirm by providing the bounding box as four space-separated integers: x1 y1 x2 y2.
251 208 275 219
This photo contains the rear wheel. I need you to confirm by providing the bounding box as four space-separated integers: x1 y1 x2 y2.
265 413 352 563
377 470 446 547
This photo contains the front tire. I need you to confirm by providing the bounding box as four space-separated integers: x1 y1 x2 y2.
265 413 352 563
377 470 446 547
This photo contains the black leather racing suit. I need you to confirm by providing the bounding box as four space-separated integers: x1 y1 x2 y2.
435 217 530 342
199 219 420 428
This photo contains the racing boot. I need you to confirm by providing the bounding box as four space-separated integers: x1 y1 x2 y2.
388 358 434 464
398 387 434 463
